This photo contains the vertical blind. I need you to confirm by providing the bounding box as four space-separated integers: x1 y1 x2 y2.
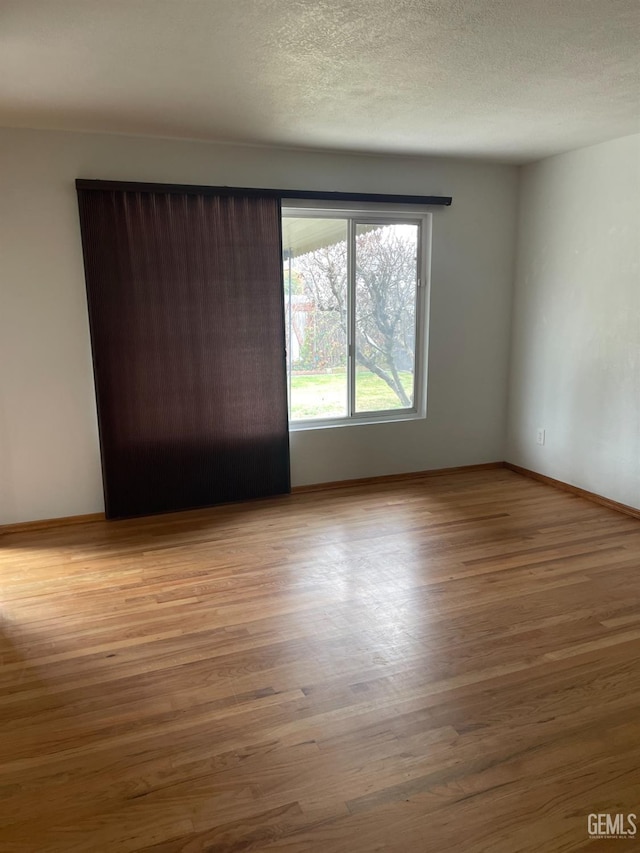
77 187 290 519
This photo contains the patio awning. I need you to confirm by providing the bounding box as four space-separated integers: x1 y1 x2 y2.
281 217 378 258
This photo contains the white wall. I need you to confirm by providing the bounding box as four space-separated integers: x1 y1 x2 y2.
507 133 640 509
0 127 517 524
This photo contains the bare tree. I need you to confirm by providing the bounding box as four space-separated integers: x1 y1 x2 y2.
293 226 417 406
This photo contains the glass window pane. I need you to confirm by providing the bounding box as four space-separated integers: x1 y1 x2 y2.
282 217 348 421
354 223 419 413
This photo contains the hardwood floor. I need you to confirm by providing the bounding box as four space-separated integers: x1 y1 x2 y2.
1 468 640 852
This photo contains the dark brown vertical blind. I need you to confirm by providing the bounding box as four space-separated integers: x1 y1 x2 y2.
77 188 290 519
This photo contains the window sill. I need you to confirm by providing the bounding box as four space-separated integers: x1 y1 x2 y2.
289 411 425 431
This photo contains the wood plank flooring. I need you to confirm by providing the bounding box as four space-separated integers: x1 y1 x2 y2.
1 468 640 852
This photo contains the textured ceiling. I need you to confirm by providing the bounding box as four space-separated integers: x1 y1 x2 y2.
0 0 638 162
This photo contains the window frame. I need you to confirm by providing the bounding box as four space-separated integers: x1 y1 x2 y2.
282 201 432 431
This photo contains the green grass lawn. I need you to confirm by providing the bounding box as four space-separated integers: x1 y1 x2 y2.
290 370 413 419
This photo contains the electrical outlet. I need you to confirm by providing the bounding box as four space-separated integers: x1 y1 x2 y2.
536 428 545 446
